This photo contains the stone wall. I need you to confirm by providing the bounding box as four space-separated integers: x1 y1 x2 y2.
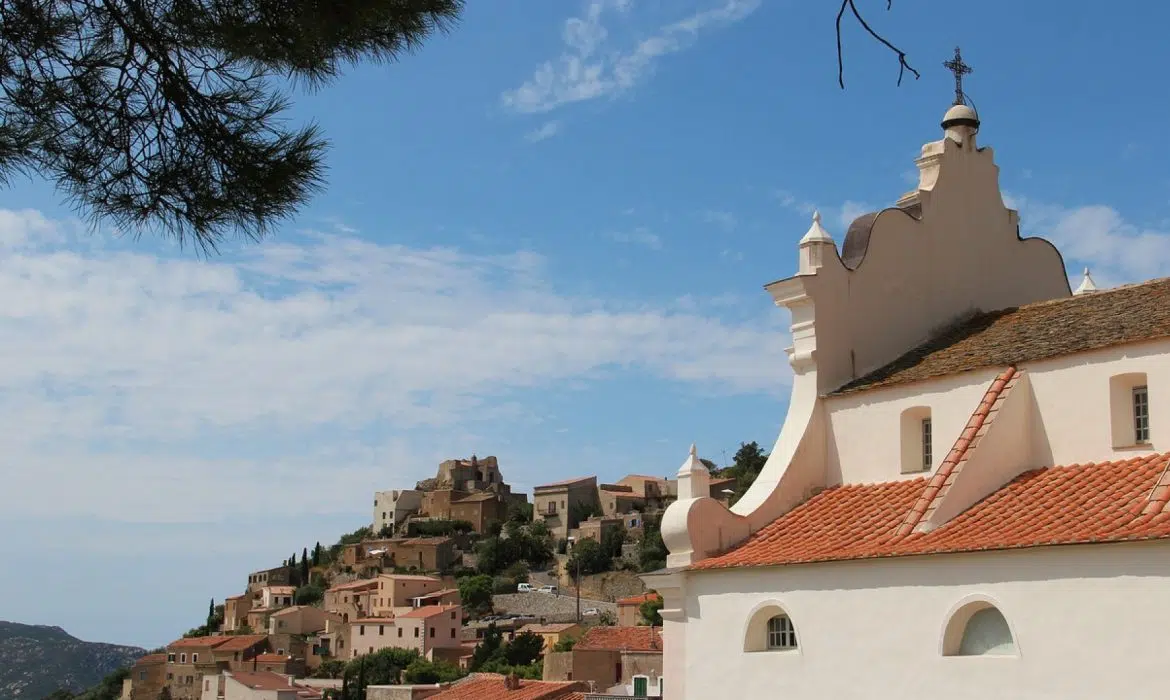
542 651 573 681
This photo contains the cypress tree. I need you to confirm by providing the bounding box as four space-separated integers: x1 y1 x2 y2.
313 542 322 566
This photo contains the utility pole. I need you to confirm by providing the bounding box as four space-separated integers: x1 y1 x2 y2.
575 558 581 623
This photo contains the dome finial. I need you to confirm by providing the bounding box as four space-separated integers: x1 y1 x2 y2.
800 210 834 245
1074 267 1099 295
689 443 697 458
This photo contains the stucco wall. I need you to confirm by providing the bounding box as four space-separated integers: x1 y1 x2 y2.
676 541 1170 699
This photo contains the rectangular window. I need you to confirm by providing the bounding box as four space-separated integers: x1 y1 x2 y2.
191 653 198 663
359 625 365 635
167 653 175 662
414 628 419 638
379 625 384 636
398 628 403 638
139 671 147 681
450 628 456 638
179 653 186 663
921 418 933 470
429 627 435 638
1135 385 1150 443
633 676 648 697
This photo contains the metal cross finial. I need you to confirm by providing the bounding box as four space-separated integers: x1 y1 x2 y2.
943 46 973 106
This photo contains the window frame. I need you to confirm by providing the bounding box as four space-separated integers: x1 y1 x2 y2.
1134 385 1150 443
921 417 933 470
766 615 798 650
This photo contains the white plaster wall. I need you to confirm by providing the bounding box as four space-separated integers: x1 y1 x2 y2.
823 338 1170 485
677 541 1170 700
825 369 1000 484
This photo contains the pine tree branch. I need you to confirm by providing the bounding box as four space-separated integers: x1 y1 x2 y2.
836 0 919 89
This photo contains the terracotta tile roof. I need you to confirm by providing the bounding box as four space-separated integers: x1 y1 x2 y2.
575 626 663 652
228 671 295 691
428 673 585 700
598 483 635 493
253 653 292 663
264 586 296 594
414 588 460 600
213 635 268 652
534 476 595 490
378 573 442 582
399 604 459 619
351 617 395 624
134 653 168 665
616 592 662 606
832 276 1170 395
693 451 1170 570
327 578 378 592
168 635 232 650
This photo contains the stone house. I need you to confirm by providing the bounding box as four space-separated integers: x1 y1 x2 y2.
425 673 586 700
597 484 644 518
418 490 509 535
370 574 444 617
246 566 291 593
533 476 599 542
614 475 676 512
343 536 457 572
573 516 624 548
517 623 583 654
616 592 661 627
198 670 323 700
305 615 350 670
267 606 335 636
222 594 253 633
164 635 268 700
542 626 663 696
650 92 1170 700
323 578 378 623
120 653 167 700
373 489 425 536
348 605 463 660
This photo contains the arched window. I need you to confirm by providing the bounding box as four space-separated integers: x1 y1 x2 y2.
767 615 798 650
744 603 800 653
943 600 1017 656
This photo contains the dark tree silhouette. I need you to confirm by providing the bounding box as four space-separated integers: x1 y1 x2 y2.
0 0 463 251
835 0 918 88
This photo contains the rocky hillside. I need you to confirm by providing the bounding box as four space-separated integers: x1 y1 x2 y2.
0 621 145 699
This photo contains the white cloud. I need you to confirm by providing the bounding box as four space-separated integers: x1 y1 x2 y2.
835 200 873 231
501 0 760 114
525 120 561 143
700 209 737 232
1007 195 1170 287
605 227 662 249
0 209 790 523
771 189 816 216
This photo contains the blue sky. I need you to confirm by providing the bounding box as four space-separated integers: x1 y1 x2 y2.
2 0 1170 648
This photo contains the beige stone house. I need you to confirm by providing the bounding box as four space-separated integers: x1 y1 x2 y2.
373 489 424 535
323 578 378 622
120 653 167 700
573 516 625 547
304 615 350 670
371 574 444 617
341 536 455 572
614 475 676 511
533 476 599 541
518 623 582 653
222 594 253 633
616 592 661 627
164 635 269 700
597 483 645 518
542 626 662 696
348 605 463 660
246 566 291 593
268 606 335 635
198 670 324 700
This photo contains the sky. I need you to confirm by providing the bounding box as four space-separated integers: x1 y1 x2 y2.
3 0 1170 649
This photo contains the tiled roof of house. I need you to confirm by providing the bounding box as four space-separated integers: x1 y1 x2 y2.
399 604 459 619
575 626 663 652
378 573 442 582
428 673 584 700
598 483 636 493
168 635 231 649
228 671 295 691
831 276 1170 395
265 586 296 594
327 578 378 592
253 653 292 663
214 634 269 651
134 653 168 665
616 592 661 607
414 588 460 601
692 451 1170 570
534 476 595 490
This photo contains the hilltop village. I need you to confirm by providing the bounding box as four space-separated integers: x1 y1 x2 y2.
117 450 763 700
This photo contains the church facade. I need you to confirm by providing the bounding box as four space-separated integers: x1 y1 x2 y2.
645 98 1170 699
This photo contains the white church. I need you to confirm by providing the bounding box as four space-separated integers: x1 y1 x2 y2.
644 88 1170 698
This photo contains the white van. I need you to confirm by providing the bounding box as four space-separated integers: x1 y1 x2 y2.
516 583 535 593
538 585 559 595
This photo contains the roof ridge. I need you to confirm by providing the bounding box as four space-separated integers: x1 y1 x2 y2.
894 367 1019 537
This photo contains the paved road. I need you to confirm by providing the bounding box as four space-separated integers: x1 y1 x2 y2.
492 592 617 624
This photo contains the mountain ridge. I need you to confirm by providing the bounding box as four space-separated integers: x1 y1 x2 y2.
0 621 146 699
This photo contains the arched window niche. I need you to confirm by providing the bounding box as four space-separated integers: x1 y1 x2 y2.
941 598 1018 657
743 602 801 653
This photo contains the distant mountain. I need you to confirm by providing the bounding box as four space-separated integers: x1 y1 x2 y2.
0 621 145 699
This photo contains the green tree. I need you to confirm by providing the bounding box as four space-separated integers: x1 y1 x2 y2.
551 637 576 652
347 648 420 686
71 667 129 700
717 442 769 506
503 631 544 667
457 574 494 617
206 598 215 627
402 658 464 684
158 688 173 700
507 501 534 523
43 691 75 700
312 659 347 679
312 542 322 566
301 547 311 583
601 523 627 560
295 583 325 606
568 538 609 576
639 596 664 626
638 515 667 573
0 0 464 250
470 623 504 670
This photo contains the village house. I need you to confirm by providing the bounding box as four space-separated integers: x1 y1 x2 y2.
418 489 509 535
373 489 425 536
258 585 295 609
543 626 663 697
572 516 624 547
533 476 599 541
614 475 676 512
246 566 291 593
120 653 167 700
615 593 661 627
222 594 253 633
371 573 446 617
597 484 644 518
518 622 583 654
305 615 350 669
164 635 269 700
323 578 378 622
647 74 1170 700
341 536 456 572
268 606 335 636
348 604 463 660
198 670 323 700
424 673 587 700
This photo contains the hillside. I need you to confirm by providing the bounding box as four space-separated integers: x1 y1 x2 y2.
0 622 145 699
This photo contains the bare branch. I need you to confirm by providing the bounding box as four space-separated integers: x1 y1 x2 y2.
836 0 919 89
